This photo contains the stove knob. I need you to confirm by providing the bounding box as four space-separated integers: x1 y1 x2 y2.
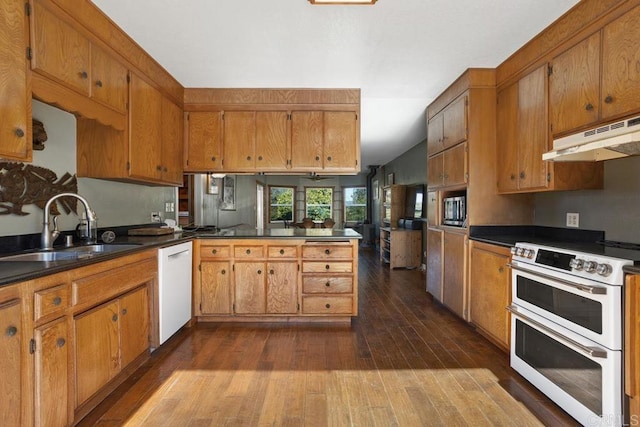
510 247 518 255
596 263 613 277
516 247 524 257
569 258 584 270
583 261 597 273
524 249 535 259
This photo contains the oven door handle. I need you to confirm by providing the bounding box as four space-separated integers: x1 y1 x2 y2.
507 263 607 295
507 305 608 359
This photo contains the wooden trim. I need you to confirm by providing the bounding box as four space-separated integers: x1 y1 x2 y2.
626 274 639 420
184 88 360 106
426 69 495 120
496 0 636 88
196 315 352 323
185 103 360 112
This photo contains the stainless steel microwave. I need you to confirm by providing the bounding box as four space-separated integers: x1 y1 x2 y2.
443 196 466 226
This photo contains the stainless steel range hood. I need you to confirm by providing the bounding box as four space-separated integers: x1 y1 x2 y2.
543 115 640 162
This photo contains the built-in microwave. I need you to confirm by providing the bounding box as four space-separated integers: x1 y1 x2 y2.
443 195 466 226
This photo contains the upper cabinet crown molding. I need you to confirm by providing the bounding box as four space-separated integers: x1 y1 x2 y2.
184 88 360 107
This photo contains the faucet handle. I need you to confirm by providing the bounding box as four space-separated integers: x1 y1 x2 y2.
51 215 61 239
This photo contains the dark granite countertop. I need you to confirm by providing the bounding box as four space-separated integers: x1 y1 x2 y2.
468 225 605 248
0 227 362 287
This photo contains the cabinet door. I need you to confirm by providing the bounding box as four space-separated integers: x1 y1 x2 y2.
0 0 30 161
266 261 298 314
442 231 466 319
518 65 549 190
426 191 438 226
496 82 519 193
469 244 510 349
90 44 128 113
443 143 466 187
601 5 640 120
161 97 184 185
34 318 69 427
323 111 358 172
426 228 443 301
234 262 266 314
426 154 443 189
626 275 640 420
129 73 162 180
291 111 323 171
75 301 120 406
255 111 289 171
426 114 443 156
200 261 232 314
120 287 149 369
0 296 22 426
224 111 256 170
442 95 467 149
31 1 90 95
549 32 600 136
185 111 223 171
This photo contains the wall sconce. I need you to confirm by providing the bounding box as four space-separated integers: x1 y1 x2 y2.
308 0 377 4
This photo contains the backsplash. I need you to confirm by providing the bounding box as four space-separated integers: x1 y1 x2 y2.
0 100 177 237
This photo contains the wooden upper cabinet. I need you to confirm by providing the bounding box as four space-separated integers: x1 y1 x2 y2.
427 143 466 189
601 5 640 120
184 111 223 172
323 111 358 172
129 73 163 181
90 44 128 113
31 1 91 95
549 32 600 136
427 95 467 156
497 65 549 193
223 111 256 171
161 97 184 185
0 0 30 161
427 154 443 189
291 111 323 171
256 111 289 171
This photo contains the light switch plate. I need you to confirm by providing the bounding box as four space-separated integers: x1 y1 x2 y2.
566 212 579 228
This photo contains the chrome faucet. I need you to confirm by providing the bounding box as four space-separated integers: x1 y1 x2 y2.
42 193 96 250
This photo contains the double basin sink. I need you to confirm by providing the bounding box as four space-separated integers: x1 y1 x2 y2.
0 244 142 262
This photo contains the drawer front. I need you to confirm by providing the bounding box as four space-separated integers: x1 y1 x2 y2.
302 245 352 259
303 276 353 294
268 246 298 258
34 284 70 322
302 261 352 273
234 246 265 258
302 296 353 314
200 245 230 259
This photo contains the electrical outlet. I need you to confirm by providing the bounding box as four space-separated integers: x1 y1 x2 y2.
566 212 579 228
165 202 175 212
151 212 161 223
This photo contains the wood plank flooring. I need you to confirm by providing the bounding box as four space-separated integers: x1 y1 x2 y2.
79 247 579 426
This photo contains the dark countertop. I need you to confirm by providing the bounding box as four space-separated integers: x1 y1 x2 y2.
0 227 362 287
469 225 605 248
624 266 640 275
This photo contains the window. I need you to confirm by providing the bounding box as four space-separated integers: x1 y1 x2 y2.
269 186 295 223
344 186 366 223
305 187 333 220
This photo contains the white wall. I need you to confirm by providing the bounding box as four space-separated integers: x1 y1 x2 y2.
0 100 177 237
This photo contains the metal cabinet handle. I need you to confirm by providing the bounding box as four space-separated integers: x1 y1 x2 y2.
327 156 332 161
53 296 62 306
519 171 525 179
325 264 330 270
510 173 516 181
80 71 88 79
221 269 226 274
585 103 594 111
15 128 25 138
325 281 331 287
269 269 274 275
122 308 128 315
325 303 331 309
604 95 613 104
6 326 17 337
246 156 251 161
246 249 251 255
257 270 262 275
279 249 285 255
507 305 607 358
112 314 118 322
212 249 217 254
57 338 66 348
258 156 263 161
498 266 504 273
211 156 216 162
315 156 320 161
95 80 103 88
325 249 330 255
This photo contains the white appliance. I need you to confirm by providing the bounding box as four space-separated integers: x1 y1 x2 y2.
508 242 636 426
158 241 193 345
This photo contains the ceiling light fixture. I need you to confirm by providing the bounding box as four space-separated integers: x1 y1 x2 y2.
308 0 377 4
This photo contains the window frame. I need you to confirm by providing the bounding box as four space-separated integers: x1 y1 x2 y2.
304 186 334 221
343 185 367 224
268 185 296 224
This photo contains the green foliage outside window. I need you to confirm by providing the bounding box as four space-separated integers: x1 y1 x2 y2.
344 187 366 222
269 187 294 222
306 187 332 220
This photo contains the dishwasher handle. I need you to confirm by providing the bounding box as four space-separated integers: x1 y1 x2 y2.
167 249 190 259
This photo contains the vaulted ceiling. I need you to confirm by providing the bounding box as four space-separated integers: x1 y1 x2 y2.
91 0 580 169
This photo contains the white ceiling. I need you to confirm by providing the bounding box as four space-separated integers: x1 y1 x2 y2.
91 0 580 169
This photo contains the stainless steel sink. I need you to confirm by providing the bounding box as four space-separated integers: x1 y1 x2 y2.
0 243 142 262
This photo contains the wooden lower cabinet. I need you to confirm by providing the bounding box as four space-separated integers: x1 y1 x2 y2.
380 227 421 269
426 228 443 301
194 239 358 320
0 285 24 426
442 230 467 319
119 287 150 369
468 241 511 351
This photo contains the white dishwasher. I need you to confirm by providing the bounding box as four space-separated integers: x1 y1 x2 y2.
158 241 193 345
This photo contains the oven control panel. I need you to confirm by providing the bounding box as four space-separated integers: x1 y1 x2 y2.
511 242 630 286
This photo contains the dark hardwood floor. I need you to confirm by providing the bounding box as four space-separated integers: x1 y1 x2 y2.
79 247 579 426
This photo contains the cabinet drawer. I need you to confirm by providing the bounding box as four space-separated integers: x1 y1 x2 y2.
303 276 353 294
302 296 353 314
200 245 230 258
268 245 298 258
34 284 70 322
302 245 352 259
234 246 264 258
302 262 352 273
